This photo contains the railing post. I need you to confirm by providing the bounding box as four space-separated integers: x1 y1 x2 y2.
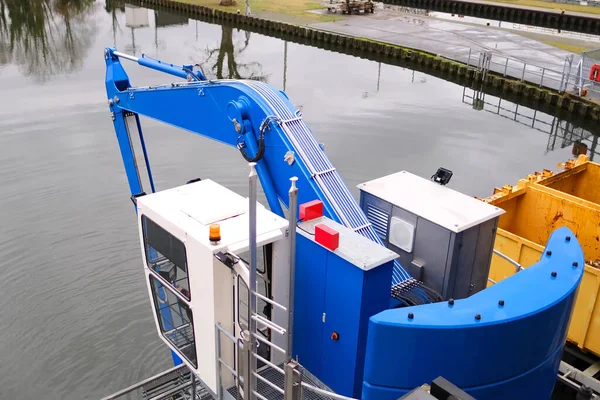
564 71 571 93
467 48 472 67
287 177 298 360
284 359 303 400
242 333 252 400
504 58 509 76
248 162 258 400
521 63 527 81
191 372 197 400
215 324 223 400
540 68 545 87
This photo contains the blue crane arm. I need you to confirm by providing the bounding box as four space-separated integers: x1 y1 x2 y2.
104 47 412 284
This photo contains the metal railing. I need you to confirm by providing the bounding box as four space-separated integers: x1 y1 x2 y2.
100 364 209 400
466 50 600 100
487 249 523 285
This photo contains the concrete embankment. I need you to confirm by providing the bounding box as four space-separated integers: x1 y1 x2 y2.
382 0 600 34
121 0 600 122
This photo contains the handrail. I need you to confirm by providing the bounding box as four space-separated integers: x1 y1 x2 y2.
493 249 523 273
251 314 286 335
255 333 286 354
216 323 237 343
252 290 287 311
253 353 285 375
253 390 270 400
100 365 187 400
219 358 237 377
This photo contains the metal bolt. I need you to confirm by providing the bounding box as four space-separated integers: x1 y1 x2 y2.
232 118 242 133
498 300 505 306
546 250 552 256
573 261 579 267
448 299 454 306
566 236 571 242
551 271 557 277
108 99 114 106
113 96 120 104
408 313 414 320
475 314 481 320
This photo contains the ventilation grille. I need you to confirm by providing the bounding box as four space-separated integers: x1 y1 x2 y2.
366 204 390 240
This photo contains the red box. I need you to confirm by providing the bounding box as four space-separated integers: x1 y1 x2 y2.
299 200 323 221
315 224 339 251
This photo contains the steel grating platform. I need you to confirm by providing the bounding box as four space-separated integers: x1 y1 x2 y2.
227 364 335 400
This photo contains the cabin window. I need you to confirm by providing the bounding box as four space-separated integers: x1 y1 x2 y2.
142 215 191 301
149 275 197 368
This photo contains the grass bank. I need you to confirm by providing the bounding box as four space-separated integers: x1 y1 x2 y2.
541 40 591 53
179 0 341 21
482 0 600 15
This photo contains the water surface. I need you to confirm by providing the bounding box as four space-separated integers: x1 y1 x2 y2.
0 2 596 399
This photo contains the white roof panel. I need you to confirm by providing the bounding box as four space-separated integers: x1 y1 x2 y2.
137 179 288 251
357 171 504 233
298 217 398 271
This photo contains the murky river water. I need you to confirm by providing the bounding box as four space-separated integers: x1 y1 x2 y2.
0 2 597 399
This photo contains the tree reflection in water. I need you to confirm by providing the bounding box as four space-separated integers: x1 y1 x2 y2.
0 0 97 81
204 25 267 81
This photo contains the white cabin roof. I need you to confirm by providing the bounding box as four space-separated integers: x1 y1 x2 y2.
137 179 288 252
357 171 504 233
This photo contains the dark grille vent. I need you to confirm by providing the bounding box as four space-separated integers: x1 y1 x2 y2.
366 204 390 239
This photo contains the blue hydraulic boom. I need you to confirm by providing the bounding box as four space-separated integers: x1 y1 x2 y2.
104 47 416 286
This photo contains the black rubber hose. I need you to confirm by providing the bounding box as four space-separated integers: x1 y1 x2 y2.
239 131 265 162
239 116 279 163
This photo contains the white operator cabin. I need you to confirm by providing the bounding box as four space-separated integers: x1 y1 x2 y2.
135 179 290 395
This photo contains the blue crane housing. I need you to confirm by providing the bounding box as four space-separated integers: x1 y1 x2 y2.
103 47 585 400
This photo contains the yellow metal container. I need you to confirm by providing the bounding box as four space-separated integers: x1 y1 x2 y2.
481 155 600 356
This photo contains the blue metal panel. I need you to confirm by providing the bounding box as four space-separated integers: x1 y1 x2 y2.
362 381 409 400
292 234 328 375
362 227 584 397
362 340 563 400
320 253 364 397
320 257 394 398
355 262 394 395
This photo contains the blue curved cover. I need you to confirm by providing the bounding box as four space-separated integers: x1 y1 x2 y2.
362 227 584 399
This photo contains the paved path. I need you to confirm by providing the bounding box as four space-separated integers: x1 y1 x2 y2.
310 9 582 90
